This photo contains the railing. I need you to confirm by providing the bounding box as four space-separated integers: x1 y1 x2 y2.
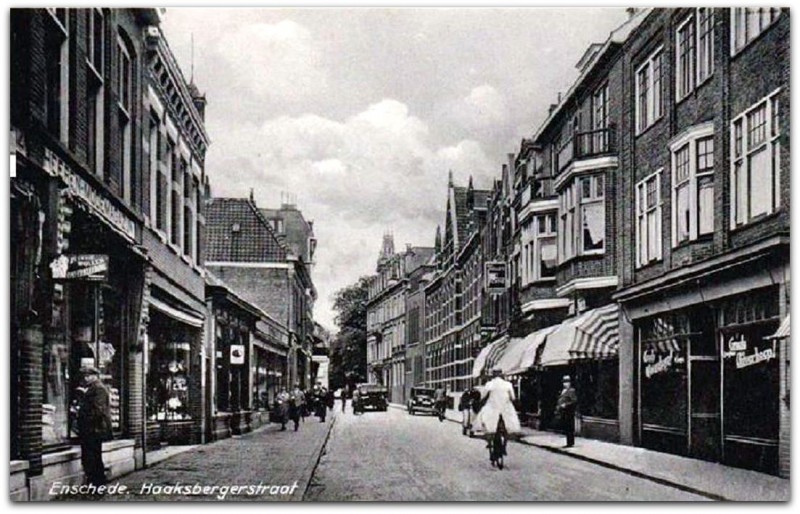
556 126 617 173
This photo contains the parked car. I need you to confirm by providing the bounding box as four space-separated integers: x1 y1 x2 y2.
353 384 388 412
407 386 437 415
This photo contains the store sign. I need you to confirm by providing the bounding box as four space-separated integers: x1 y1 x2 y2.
50 254 109 281
728 335 747 353
485 262 508 294
43 148 136 242
230 344 245 365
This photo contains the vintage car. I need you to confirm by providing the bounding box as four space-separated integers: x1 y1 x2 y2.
407 386 437 415
353 384 388 412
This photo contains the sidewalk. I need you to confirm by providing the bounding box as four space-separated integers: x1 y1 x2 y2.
96 414 336 501
389 403 790 501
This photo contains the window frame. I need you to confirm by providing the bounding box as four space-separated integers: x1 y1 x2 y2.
669 124 715 246
696 8 714 85
533 212 557 282
730 89 781 228
44 7 70 144
730 8 782 56
635 169 663 267
675 14 696 102
635 46 665 135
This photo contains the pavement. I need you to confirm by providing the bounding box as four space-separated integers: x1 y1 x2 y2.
65 412 336 501
393 403 790 502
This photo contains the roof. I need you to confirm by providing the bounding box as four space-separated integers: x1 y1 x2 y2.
531 8 651 143
205 197 287 263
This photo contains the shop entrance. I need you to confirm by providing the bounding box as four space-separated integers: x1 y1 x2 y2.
687 306 720 462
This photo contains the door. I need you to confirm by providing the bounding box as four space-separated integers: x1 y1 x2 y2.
689 358 720 461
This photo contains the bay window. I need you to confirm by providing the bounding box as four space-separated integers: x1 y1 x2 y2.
670 124 715 245
559 173 605 262
731 90 781 227
636 171 662 267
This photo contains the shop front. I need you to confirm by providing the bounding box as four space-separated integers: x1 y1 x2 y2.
145 296 204 448
11 146 147 499
251 322 289 429
634 286 784 475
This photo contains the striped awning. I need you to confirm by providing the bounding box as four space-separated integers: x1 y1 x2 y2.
496 325 559 376
540 304 620 367
569 304 620 360
766 315 790 340
471 335 509 378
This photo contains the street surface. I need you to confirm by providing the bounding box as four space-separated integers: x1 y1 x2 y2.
306 404 708 501
69 403 708 501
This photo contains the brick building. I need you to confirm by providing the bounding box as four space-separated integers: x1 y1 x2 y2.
424 173 490 395
205 196 317 391
9 7 191 500
613 7 790 477
366 235 434 403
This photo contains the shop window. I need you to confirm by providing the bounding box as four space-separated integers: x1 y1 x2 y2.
576 359 618 419
147 312 194 421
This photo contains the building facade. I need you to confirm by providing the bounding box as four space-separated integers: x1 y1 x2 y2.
613 7 790 477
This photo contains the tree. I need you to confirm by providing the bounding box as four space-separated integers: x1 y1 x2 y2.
328 276 370 390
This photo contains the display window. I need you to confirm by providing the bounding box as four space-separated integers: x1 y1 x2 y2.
147 311 195 421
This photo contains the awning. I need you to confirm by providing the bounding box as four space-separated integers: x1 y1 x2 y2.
569 304 620 360
149 297 204 328
494 325 559 376
766 314 790 340
539 304 620 367
471 335 509 378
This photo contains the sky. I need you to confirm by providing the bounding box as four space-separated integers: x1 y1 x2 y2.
160 7 629 331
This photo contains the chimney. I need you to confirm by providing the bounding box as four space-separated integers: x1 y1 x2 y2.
626 7 638 19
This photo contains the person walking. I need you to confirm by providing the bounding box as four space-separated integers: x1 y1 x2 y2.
555 375 578 448
77 366 113 488
289 384 305 431
459 390 473 436
341 385 349 413
275 387 291 431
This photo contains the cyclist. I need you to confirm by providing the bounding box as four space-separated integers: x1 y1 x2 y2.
473 367 521 452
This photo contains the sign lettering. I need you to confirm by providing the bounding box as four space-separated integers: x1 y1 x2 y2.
735 343 777 369
485 262 507 294
50 254 109 282
645 351 674 378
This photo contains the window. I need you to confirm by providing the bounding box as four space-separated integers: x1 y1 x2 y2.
697 8 714 83
731 91 781 227
117 35 133 202
670 125 715 245
45 8 69 143
635 47 664 134
535 213 557 280
149 113 161 227
676 9 715 102
559 174 605 262
592 84 609 152
731 8 781 55
580 174 605 252
636 171 662 267
166 138 176 239
85 9 104 177
676 16 696 100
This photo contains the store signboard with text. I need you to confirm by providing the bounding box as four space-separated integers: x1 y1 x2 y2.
49 254 109 282
484 261 508 295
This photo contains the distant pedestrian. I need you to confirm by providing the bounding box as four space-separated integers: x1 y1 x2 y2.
341 385 349 413
556 375 577 448
275 387 291 431
77 366 112 488
459 390 472 435
290 385 305 431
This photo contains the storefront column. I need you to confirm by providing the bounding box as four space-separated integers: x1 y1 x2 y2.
618 311 635 445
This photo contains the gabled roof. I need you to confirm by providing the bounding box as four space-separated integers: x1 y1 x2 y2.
205 197 287 263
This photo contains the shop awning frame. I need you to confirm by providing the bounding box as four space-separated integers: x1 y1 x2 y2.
471 335 509 378
765 314 790 340
539 304 620 367
149 297 205 328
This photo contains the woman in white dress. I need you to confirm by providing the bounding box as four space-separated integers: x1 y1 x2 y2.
473 367 522 436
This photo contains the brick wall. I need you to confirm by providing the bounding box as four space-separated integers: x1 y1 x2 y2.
209 266 291 329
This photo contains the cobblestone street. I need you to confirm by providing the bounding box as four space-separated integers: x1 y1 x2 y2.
305 404 707 501
101 414 334 502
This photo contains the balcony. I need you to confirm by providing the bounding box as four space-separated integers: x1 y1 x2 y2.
556 126 617 174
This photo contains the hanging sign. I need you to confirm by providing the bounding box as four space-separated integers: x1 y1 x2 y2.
485 261 508 294
644 350 675 378
230 344 245 365
50 254 109 281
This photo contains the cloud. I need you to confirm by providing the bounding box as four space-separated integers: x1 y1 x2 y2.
205 99 494 328
215 20 329 102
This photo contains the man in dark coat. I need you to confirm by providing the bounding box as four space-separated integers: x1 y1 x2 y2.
555 375 578 448
77 366 112 487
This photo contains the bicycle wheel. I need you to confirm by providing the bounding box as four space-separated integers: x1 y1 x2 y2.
492 431 504 470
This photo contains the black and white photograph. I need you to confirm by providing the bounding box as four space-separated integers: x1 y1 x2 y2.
6 3 792 502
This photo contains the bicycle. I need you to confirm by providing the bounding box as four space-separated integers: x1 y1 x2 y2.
488 415 508 469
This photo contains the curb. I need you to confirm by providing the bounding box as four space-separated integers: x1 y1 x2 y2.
391 403 726 501
301 413 338 501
